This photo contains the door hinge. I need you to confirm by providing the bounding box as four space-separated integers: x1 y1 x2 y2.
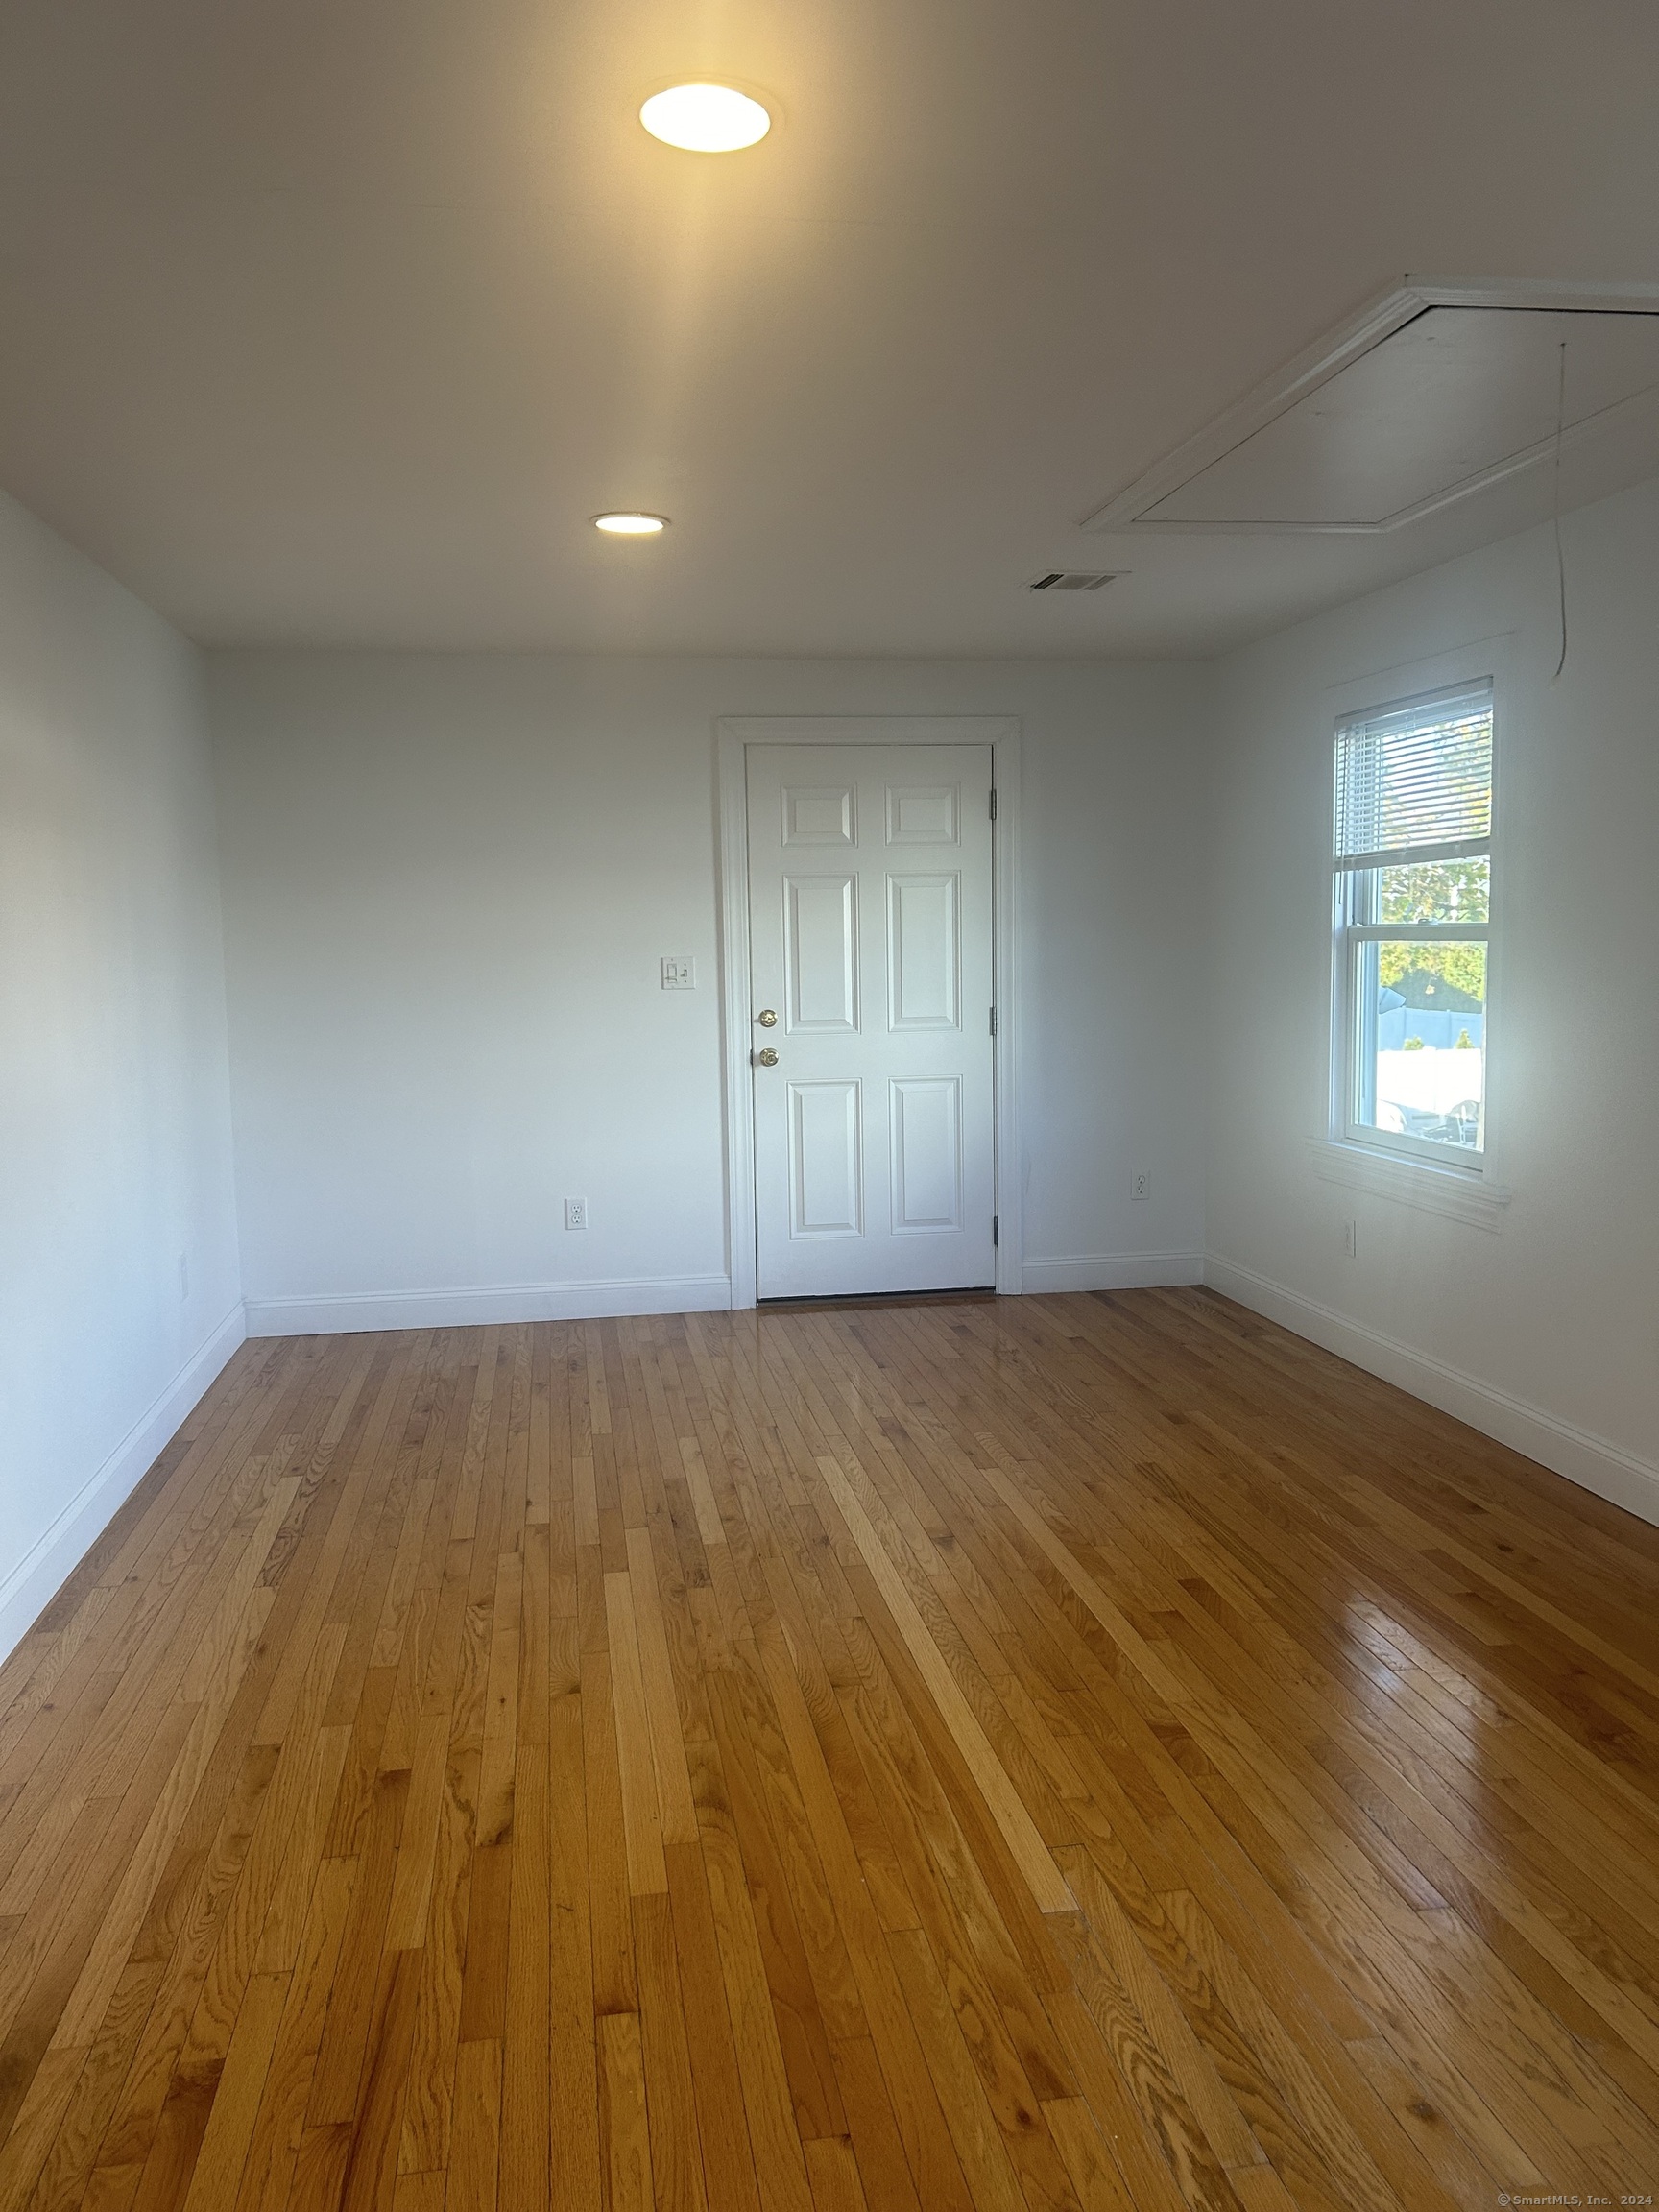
993 1214 999 1247
989 786 998 821
989 1005 997 1036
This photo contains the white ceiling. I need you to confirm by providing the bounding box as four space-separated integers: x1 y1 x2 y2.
2 1 1658 658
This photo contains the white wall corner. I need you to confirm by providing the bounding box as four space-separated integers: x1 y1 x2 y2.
0 1302 249 1666
245 1274 733 1335
1204 1253 1659 1530
1022 1252 1206 1294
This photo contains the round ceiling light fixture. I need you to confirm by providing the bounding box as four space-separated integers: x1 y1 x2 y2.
592 511 669 535
639 83 771 153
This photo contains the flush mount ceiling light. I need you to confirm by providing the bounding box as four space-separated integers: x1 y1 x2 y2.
592 512 669 535
639 83 771 153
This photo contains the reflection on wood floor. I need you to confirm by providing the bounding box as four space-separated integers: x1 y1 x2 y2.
1 1287 1657 2211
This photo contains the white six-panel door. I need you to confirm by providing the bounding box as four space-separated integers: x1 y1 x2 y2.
747 743 996 1298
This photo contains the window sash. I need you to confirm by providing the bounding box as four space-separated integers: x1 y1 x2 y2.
1346 923 1488 944
1332 684 1493 1170
1333 833 1490 875
1334 681 1493 865
1334 845 1491 933
1343 935 1486 1160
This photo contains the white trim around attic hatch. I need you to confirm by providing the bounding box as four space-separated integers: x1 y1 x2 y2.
1083 275 1659 537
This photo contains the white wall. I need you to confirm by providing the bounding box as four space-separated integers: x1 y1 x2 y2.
207 654 1210 1330
8 464 1655 1653
0 492 242 1657
1206 475 1659 1518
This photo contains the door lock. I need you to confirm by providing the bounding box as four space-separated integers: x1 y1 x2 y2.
754 1047 780 1068
756 1008 778 1027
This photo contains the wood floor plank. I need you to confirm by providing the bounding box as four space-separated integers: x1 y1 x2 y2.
497 1736 549 2212
605 1570 669 1899
444 2035 499 2212
814 1456 1073 1917
397 1744 475 2180
597 2008 652 2212
662 1838 765 2212
0 1293 1653 2211
229 1855 356 2212
177 1968 288 2212
546 1631 602 2212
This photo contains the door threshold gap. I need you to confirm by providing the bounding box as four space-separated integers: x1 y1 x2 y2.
757 1286 997 1314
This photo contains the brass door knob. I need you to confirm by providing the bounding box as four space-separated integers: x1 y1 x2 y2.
756 1008 778 1027
754 1047 780 1067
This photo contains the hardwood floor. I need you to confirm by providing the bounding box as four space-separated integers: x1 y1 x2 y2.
1 1287 1657 2210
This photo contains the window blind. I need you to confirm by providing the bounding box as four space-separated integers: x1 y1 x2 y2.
1334 681 1493 869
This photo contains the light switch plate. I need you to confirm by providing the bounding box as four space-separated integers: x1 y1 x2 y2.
661 955 695 990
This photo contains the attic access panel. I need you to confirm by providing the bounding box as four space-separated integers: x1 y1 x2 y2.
1087 280 1659 535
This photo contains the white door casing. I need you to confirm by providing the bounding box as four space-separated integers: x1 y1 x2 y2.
744 742 996 1299
717 715 1022 1310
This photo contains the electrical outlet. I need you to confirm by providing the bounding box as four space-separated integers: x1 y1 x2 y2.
660 955 695 990
1343 1217 1358 1259
179 1251 189 1301
1131 1168 1151 1201
565 1197 589 1232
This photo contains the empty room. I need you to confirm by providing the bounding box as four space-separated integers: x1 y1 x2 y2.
3 3 1658 2207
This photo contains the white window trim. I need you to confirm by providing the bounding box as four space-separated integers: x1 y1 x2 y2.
1319 635 1514 1210
1305 1137 1511 1230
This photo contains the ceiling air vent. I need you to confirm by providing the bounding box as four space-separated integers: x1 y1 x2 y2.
1029 570 1118 591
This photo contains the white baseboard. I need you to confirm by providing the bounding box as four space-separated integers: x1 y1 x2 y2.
1022 1252 1206 1295
1204 1253 1659 1529
245 1273 733 1335
0 1302 249 1666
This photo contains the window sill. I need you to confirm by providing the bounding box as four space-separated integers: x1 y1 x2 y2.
1305 1138 1512 1231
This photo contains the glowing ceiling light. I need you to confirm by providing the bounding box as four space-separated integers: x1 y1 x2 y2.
592 512 669 535
639 83 771 153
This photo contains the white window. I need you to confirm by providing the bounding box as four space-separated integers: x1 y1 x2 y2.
1333 680 1493 1166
